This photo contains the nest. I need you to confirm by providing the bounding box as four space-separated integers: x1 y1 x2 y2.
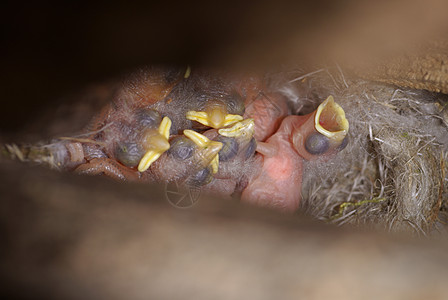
279 68 448 235
2 66 447 236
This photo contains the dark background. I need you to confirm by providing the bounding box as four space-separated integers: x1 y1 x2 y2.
5 0 444 135
0 0 336 134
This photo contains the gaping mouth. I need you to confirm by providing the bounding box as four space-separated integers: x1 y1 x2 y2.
314 95 349 142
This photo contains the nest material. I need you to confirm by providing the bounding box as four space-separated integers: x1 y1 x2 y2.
283 68 448 235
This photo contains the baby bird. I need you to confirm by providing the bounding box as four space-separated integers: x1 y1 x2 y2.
150 130 223 187
242 96 349 212
151 69 246 134
200 118 257 197
76 108 172 180
240 76 290 142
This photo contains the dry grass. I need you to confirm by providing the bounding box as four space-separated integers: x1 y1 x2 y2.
280 67 448 235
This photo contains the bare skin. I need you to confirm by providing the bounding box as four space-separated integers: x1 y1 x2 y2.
243 91 289 142
241 95 349 212
56 70 348 213
72 74 297 205
241 116 304 212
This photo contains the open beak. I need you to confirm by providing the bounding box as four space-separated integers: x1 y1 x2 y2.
314 96 349 143
292 96 349 160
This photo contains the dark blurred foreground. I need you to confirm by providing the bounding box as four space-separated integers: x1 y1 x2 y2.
1 161 448 300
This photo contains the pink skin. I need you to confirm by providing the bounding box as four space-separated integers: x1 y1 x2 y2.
243 92 289 142
241 115 306 212
74 73 280 189
238 76 289 142
69 72 346 213
241 99 347 212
